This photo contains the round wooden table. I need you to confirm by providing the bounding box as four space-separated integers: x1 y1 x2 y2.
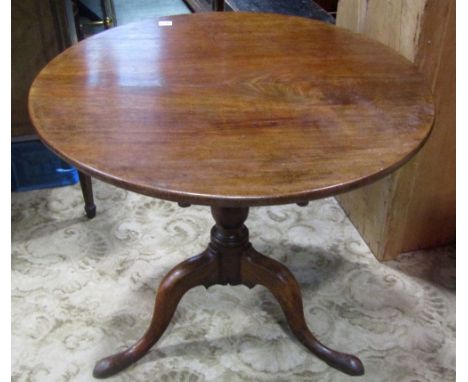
29 12 434 378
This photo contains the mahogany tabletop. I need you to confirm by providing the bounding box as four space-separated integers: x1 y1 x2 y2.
28 12 434 207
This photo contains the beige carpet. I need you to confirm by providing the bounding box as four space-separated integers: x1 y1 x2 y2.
12 180 455 381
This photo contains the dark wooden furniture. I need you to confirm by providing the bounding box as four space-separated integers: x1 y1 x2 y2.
28 13 434 378
12 1 96 217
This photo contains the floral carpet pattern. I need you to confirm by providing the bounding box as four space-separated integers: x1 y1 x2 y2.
12 180 455 381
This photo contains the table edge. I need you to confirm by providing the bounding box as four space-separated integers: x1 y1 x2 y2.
31 120 434 207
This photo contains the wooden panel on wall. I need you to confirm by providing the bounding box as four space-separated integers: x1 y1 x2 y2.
337 0 426 60
335 0 455 260
335 0 369 34
400 0 456 252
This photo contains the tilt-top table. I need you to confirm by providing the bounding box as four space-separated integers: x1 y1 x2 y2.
28 12 434 378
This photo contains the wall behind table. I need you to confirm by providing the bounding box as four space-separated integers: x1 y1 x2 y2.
335 0 455 260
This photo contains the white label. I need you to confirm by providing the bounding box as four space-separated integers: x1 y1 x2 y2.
158 20 172 26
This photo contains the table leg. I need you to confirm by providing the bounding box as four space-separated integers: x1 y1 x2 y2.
78 171 96 219
93 249 218 378
241 248 364 376
93 206 364 378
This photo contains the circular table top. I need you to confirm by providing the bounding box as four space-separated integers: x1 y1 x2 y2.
29 12 434 207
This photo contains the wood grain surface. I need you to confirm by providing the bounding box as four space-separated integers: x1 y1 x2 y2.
28 12 434 207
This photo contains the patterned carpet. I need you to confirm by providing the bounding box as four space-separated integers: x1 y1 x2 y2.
12 180 455 381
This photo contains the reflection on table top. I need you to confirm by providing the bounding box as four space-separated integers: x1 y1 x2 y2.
29 12 434 207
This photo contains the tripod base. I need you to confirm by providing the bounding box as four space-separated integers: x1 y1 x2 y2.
93 207 364 378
